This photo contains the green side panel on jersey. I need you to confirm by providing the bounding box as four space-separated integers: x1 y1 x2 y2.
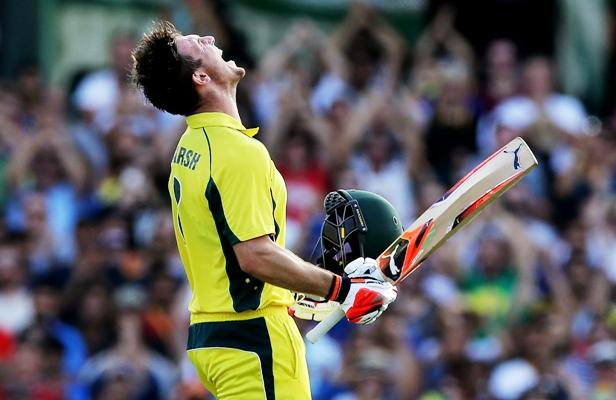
173 176 185 239
205 177 264 312
270 189 280 240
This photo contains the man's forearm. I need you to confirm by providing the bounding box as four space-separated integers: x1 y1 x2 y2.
234 236 334 298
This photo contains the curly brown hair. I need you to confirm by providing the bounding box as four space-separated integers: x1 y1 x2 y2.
132 21 202 116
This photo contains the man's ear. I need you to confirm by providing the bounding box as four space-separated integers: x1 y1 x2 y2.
192 68 210 86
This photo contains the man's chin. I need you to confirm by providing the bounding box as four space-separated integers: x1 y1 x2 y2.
226 61 245 81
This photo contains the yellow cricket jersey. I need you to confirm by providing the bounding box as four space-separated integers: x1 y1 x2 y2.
168 112 292 323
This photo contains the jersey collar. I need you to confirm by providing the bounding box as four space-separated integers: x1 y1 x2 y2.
186 112 259 137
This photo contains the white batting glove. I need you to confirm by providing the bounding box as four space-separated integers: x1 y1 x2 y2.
344 257 387 281
289 293 338 322
326 257 397 325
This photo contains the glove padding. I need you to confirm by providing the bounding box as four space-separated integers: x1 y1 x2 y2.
338 257 397 325
289 293 338 322
344 257 388 281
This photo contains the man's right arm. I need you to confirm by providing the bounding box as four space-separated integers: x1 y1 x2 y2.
233 235 398 325
233 235 333 297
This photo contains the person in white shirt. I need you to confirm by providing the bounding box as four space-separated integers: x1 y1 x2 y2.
0 238 34 334
478 56 589 157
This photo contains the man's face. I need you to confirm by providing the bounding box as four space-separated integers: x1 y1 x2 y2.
175 34 245 86
0 246 21 288
111 35 135 76
524 59 553 98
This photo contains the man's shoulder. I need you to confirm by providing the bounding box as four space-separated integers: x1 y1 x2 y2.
205 126 270 161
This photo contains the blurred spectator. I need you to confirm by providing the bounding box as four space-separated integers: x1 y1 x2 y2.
142 270 181 359
414 5 475 76
479 39 519 111
423 63 478 185
455 215 538 330
11 64 48 133
144 211 185 279
63 279 116 355
372 312 422 398
408 4 481 186
480 56 589 156
588 340 616 399
97 123 154 212
0 236 33 335
6 131 86 271
335 331 394 400
2 333 65 400
78 286 178 400
487 358 540 400
461 236 518 328
345 94 418 225
22 274 88 400
508 310 579 398
255 20 347 126
312 3 405 115
265 95 329 253
72 33 136 134
585 200 616 282
295 319 343 400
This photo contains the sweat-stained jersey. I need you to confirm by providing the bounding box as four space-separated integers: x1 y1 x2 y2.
168 112 292 323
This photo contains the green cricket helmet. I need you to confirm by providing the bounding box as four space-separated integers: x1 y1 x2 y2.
316 189 403 275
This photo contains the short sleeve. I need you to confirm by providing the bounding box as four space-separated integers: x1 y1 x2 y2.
215 142 275 243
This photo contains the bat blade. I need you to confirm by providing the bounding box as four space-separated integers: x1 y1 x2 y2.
378 138 536 285
305 137 538 344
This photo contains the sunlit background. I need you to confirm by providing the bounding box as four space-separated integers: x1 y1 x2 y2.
1 0 616 399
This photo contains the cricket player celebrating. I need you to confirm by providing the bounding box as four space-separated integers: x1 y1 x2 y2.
131 22 399 399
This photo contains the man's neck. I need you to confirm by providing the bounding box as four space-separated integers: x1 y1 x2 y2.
193 85 241 121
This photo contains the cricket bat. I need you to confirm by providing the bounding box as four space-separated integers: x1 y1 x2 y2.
305 137 538 343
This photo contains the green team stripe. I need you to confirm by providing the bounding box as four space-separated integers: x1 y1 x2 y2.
202 128 212 170
205 168 264 312
173 177 185 239
270 189 279 240
187 319 275 400
202 128 264 312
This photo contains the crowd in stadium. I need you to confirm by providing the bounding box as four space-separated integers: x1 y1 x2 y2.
1 0 616 399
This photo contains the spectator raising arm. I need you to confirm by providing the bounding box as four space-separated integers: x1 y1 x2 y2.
264 91 331 164
258 21 348 83
414 4 474 69
8 133 86 192
332 2 407 89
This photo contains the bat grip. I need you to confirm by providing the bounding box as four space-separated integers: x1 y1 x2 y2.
305 307 345 344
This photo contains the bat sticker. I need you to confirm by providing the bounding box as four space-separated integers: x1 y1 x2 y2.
504 143 523 170
387 244 400 276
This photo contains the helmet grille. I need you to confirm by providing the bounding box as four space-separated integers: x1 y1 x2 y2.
324 191 347 214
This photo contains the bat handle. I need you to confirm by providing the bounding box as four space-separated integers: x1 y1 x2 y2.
305 308 346 344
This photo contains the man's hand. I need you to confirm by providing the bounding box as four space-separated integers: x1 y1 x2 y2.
344 257 387 281
289 293 338 322
327 257 397 325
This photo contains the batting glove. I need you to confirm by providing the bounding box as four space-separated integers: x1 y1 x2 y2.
289 293 338 321
326 257 397 325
